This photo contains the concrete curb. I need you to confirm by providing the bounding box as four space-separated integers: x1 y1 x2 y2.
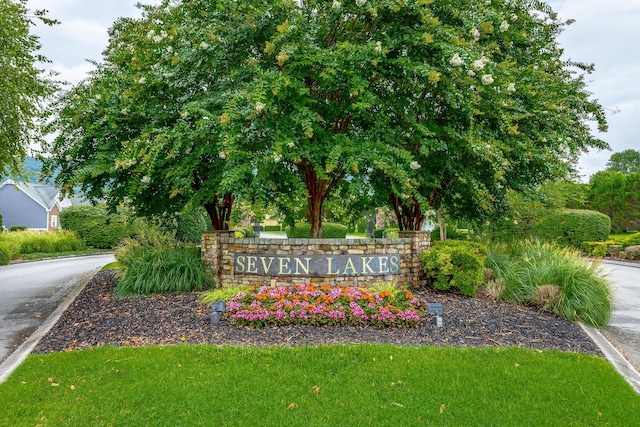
580 323 640 394
0 269 97 383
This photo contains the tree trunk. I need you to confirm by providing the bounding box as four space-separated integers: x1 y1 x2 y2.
389 193 425 231
298 159 345 239
204 192 234 230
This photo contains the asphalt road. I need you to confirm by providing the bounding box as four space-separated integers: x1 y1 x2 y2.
0 254 115 363
598 260 640 372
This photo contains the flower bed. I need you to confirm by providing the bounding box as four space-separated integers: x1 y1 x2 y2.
226 284 425 328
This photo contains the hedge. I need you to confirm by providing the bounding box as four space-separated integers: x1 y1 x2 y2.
533 209 611 247
60 205 140 248
286 222 348 238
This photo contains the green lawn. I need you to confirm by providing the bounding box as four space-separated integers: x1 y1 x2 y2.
1 345 638 426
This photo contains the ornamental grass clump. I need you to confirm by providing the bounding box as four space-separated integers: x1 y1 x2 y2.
225 284 425 328
486 240 613 327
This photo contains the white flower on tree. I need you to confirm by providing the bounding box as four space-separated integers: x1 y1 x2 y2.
410 161 421 170
481 74 494 85
470 28 480 41
471 57 488 70
449 53 463 67
375 41 382 52
218 151 226 160
506 82 516 93
255 102 266 112
332 0 341 9
499 21 510 32
356 0 366 7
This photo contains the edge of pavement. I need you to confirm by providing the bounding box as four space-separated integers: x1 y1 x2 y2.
0 269 97 383
580 323 640 394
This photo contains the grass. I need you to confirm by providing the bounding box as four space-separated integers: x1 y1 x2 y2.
1 345 638 426
486 240 613 326
19 248 111 261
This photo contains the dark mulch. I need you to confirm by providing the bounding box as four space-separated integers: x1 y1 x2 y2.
33 270 603 356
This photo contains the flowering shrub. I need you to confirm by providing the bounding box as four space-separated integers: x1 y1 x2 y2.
226 284 425 328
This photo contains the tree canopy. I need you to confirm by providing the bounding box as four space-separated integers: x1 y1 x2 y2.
605 149 640 174
44 0 608 237
0 0 58 178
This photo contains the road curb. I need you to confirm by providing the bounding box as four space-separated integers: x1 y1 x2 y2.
580 323 640 394
0 269 97 383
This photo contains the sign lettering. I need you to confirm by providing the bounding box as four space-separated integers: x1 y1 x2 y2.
233 253 401 276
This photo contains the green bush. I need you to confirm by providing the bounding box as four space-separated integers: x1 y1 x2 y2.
173 205 209 243
580 241 613 257
420 240 488 296
373 229 385 238
286 222 348 238
0 242 11 265
8 226 27 232
533 209 611 247
486 240 612 327
383 228 399 238
238 226 254 238
114 232 214 295
60 205 142 248
429 227 471 241
1 230 86 255
622 232 640 248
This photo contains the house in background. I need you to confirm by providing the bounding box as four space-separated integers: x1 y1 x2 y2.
0 179 75 231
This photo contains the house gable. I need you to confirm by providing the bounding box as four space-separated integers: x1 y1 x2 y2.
0 180 48 229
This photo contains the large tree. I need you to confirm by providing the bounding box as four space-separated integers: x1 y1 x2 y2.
588 171 640 232
0 0 57 178
368 0 608 231
605 149 640 174
45 0 607 237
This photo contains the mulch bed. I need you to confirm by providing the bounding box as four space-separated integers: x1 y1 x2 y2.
33 270 603 356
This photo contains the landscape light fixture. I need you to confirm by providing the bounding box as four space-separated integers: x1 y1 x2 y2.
211 301 226 325
427 303 443 327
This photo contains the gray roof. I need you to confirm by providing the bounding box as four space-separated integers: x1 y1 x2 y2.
0 179 94 209
0 180 60 210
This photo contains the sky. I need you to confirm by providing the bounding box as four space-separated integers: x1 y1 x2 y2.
27 0 639 182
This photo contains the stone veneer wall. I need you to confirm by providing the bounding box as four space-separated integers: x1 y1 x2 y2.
201 230 430 288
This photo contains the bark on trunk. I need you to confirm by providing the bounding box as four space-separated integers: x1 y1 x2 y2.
298 159 344 239
389 193 425 231
204 192 234 230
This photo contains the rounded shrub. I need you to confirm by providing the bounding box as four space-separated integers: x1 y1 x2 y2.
534 209 611 247
420 240 488 296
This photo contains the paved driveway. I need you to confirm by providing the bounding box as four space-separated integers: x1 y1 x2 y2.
598 260 640 372
0 254 115 363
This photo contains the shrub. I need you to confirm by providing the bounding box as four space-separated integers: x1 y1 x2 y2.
383 228 399 238
486 240 612 326
0 242 11 265
173 205 209 243
286 222 348 238
533 209 611 247
622 232 640 248
263 225 283 231
373 229 385 238
8 226 27 232
238 226 254 238
4 230 85 255
420 240 488 296
60 205 141 248
580 241 608 257
114 232 214 295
